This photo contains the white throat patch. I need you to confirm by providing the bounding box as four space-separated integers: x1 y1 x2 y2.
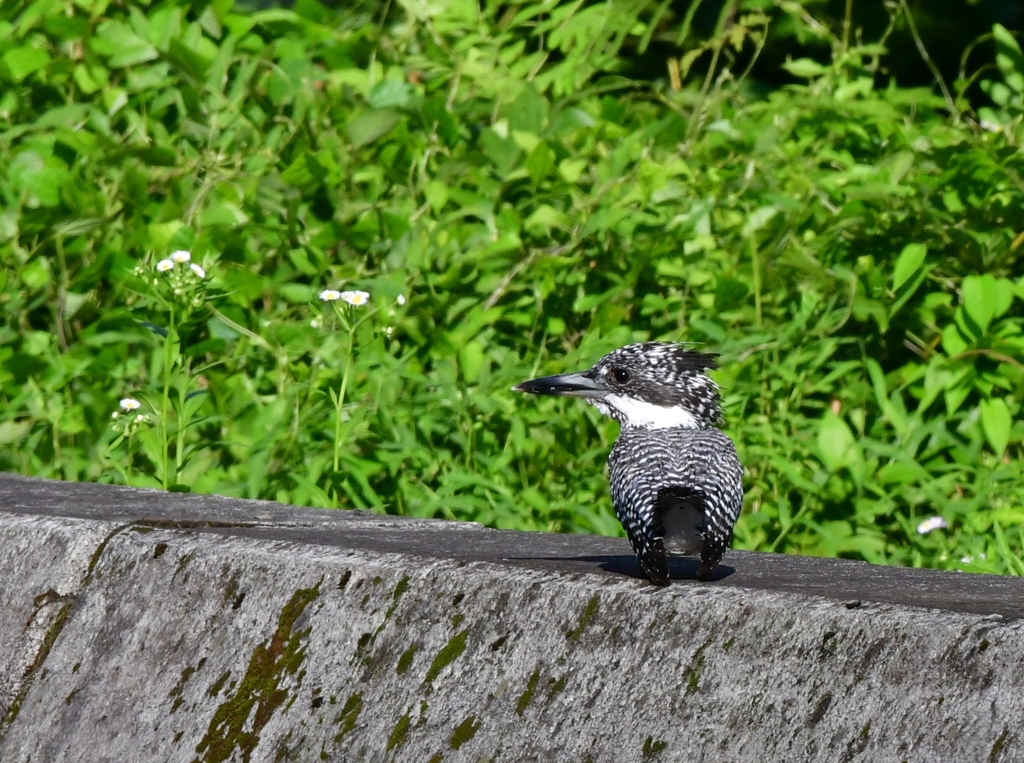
594 394 699 430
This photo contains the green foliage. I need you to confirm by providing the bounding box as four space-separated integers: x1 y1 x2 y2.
1 0 1023 574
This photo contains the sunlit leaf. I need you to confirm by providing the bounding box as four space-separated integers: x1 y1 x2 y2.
980 398 1011 456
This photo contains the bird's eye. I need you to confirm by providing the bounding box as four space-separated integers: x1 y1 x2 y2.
612 367 630 384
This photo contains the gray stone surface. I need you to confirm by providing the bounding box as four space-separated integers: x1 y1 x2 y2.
0 472 1021 762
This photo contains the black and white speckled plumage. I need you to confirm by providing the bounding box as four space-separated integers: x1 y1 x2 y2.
514 342 743 585
608 427 743 584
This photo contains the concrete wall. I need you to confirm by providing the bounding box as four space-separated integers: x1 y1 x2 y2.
0 473 1022 762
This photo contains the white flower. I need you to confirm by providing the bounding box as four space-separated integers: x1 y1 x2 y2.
111 411 119 420
320 290 342 302
190 263 206 279
396 294 406 306
979 119 1001 133
960 556 973 564
916 516 947 535
340 290 370 306
156 259 174 272
136 414 147 423
120 398 142 412
170 250 191 263
310 316 323 328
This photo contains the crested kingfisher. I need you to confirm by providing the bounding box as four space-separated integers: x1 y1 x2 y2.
514 342 743 585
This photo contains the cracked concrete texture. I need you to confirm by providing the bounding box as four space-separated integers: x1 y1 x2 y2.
0 475 1022 762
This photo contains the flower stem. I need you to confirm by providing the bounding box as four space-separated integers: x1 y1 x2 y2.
126 432 134 485
161 306 175 489
332 331 354 505
175 357 189 484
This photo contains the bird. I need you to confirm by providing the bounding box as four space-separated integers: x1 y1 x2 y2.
513 342 743 585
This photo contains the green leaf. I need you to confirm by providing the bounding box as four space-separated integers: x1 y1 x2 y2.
943 368 975 415
817 411 860 471
993 23 1024 94
892 243 926 291
279 283 314 303
980 397 1011 456
200 203 248 228
367 80 412 109
741 205 779 238
167 38 212 82
93 21 159 68
479 128 521 175
992 278 1016 320
525 141 555 184
782 58 829 78
346 109 401 148
3 46 50 82
507 85 549 135
962 274 996 335
941 322 968 356
459 341 486 383
281 152 328 186
423 180 448 212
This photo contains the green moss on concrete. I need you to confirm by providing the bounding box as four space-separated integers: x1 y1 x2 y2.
642 736 667 758
516 669 541 716
193 583 320 763
383 576 412 620
224 574 240 605
169 658 207 714
820 631 837 657
566 595 600 641
1 590 74 732
990 727 1008 763
393 576 410 600
450 716 480 750
153 542 168 558
423 629 469 688
209 671 231 699
685 639 711 695
353 631 375 666
808 693 832 726
387 711 412 751
428 753 444 763
397 644 419 676
547 674 566 700
333 692 363 743
176 552 194 580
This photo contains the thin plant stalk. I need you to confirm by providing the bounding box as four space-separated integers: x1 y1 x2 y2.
175 356 191 484
161 305 176 489
749 235 763 328
332 331 355 505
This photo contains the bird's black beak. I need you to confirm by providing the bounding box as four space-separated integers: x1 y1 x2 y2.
513 371 608 398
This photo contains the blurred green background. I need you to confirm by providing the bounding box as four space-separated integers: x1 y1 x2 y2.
1 0 1022 574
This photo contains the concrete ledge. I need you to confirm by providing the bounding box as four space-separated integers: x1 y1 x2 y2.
0 473 1021 762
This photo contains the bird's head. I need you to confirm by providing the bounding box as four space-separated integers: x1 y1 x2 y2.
513 342 722 431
